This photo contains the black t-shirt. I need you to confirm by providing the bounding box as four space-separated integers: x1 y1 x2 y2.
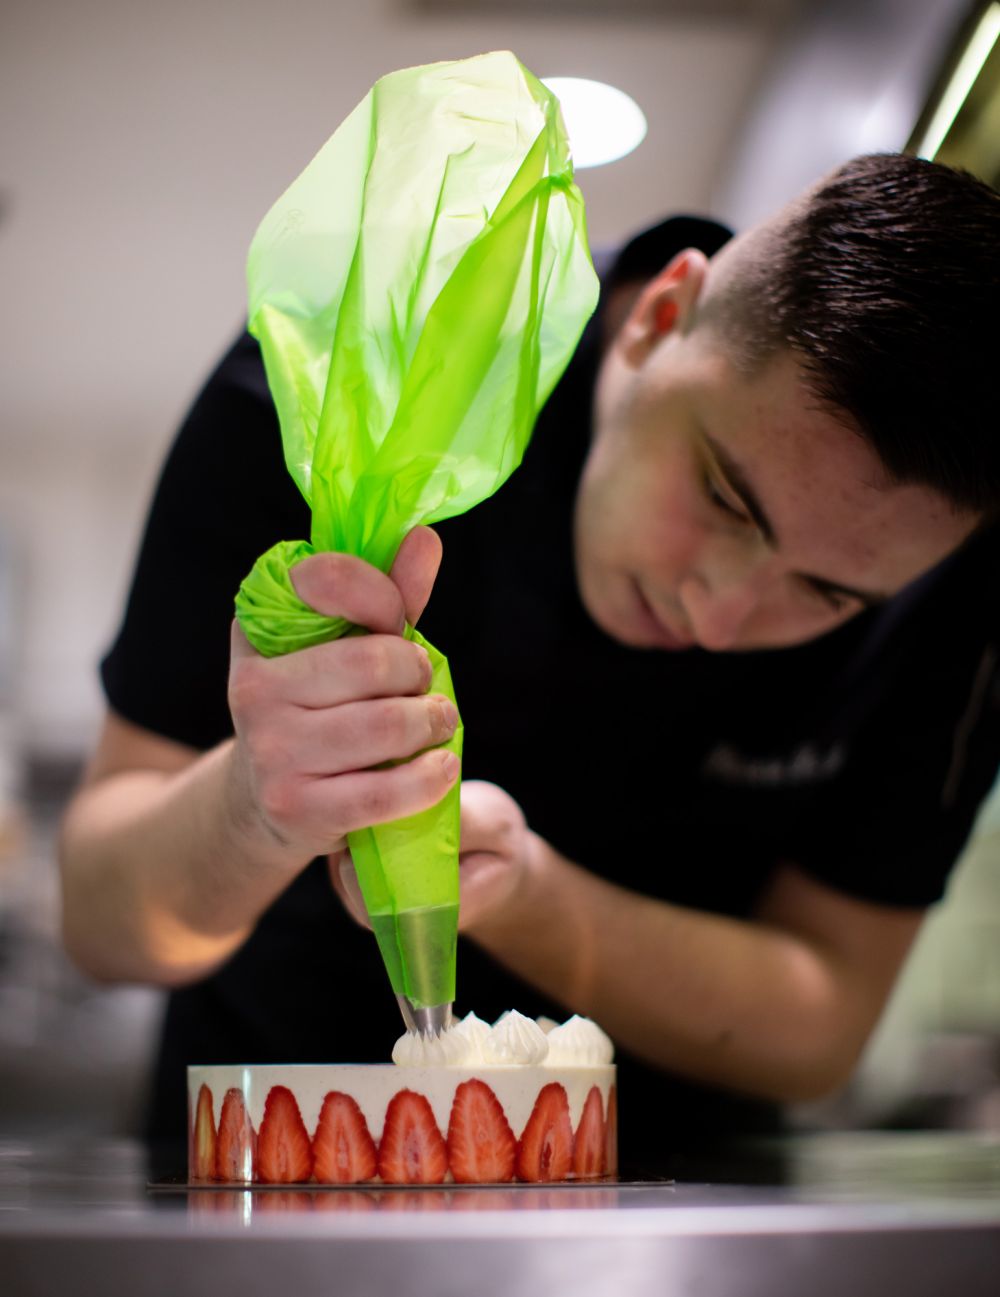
102 216 1000 1168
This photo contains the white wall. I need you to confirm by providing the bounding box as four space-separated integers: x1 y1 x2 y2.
0 0 778 756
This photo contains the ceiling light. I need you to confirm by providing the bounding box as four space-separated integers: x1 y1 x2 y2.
541 77 648 169
911 1 1000 160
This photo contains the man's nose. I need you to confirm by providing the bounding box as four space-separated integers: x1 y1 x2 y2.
678 570 762 651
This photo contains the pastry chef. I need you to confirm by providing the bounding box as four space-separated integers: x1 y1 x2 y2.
59 153 1000 1166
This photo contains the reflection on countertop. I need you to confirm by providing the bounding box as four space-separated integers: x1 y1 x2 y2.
2 1132 1000 1294
3 1132 1000 1221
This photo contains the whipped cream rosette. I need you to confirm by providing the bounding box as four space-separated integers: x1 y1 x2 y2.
392 1010 613 1068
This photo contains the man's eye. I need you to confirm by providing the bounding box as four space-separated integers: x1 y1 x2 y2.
705 476 746 521
808 582 851 614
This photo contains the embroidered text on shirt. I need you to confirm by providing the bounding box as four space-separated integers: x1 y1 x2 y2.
701 742 846 787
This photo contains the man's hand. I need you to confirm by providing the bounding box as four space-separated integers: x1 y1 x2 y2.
227 527 460 864
453 780 536 933
329 780 536 933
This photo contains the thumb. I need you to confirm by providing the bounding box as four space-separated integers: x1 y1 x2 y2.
390 527 443 627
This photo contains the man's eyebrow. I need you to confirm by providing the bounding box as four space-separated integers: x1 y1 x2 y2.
703 432 891 609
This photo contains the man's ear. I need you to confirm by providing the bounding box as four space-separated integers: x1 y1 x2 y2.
615 248 708 369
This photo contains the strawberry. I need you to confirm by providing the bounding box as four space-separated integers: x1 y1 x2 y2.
515 1082 573 1183
215 1087 257 1183
256 1085 313 1184
605 1084 618 1176
377 1089 448 1185
447 1078 516 1184
571 1086 606 1179
312 1091 378 1185
190 1083 216 1181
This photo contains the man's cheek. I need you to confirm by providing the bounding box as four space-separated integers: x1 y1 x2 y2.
637 490 704 574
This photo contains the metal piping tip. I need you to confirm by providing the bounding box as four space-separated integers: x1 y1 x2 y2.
397 996 454 1036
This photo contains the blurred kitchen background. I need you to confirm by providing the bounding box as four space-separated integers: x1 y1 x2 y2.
1 0 999 1137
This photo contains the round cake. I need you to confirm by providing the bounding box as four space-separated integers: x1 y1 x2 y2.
188 1013 617 1186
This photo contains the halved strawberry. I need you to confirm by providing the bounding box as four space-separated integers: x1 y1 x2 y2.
215 1087 257 1183
377 1089 448 1185
515 1082 573 1183
313 1091 378 1185
571 1086 606 1179
447 1078 516 1184
190 1083 216 1181
605 1084 618 1176
256 1085 313 1184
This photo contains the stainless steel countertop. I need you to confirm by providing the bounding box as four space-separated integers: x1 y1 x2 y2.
2 1133 999 1296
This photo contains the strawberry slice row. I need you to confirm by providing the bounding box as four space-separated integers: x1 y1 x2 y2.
190 1078 614 1186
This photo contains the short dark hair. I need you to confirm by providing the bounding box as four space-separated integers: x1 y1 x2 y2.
716 153 1000 514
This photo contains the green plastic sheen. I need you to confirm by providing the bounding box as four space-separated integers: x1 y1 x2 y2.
234 51 599 1009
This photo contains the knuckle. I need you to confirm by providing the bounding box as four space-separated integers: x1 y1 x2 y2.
358 637 392 689
246 726 295 778
336 636 385 695
422 750 455 795
258 778 297 829
228 660 267 715
352 781 393 826
414 646 433 688
426 696 452 744
371 698 407 746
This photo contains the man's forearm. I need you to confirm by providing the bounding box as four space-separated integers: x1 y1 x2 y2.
59 741 309 986
469 837 872 1104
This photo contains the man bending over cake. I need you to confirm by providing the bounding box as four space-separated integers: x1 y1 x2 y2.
58 154 1000 1164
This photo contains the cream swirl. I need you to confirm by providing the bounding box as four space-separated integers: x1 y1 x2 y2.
391 1010 613 1067
391 1024 471 1067
543 1014 615 1065
452 1011 492 1063
480 1010 550 1065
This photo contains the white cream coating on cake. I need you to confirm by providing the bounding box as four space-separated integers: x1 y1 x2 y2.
543 1014 615 1066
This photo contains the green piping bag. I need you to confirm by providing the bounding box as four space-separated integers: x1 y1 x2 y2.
234 50 598 1026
